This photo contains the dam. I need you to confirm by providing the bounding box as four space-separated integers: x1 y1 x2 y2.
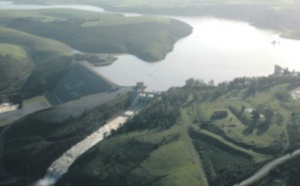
46 61 121 105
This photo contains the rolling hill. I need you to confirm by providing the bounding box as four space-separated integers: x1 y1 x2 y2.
56 72 300 186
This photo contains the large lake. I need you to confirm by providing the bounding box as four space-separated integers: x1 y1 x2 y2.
95 17 300 91
1 2 300 91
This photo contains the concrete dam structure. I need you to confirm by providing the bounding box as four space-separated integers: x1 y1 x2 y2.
46 62 118 105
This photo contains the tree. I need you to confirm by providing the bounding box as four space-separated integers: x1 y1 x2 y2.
274 90 291 102
246 82 257 97
185 78 195 86
263 108 274 126
251 110 260 126
240 105 245 115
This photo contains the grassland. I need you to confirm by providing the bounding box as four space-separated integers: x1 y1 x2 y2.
3 9 191 62
54 73 300 186
250 155 300 186
56 109 208 186
0 44 27 59
2 70 300 185
7 0 300 41
190 93 290 153
2 94 130 183
0 27 72 57
0 8 191 101
0 42 32 101
7 0 300 40
2 2 300 185
68 0 300 40
0 26 73 101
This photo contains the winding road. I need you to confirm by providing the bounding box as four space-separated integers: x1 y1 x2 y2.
234 150 300 186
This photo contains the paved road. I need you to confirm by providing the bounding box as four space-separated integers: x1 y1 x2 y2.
35 87 131 123
0 100 51 124
234 150 300 186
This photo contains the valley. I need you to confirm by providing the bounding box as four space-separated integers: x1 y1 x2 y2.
1 1 300 186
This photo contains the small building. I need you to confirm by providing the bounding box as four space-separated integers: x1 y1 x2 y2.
0 103 18 114
274 65 282 75
135 82 146 92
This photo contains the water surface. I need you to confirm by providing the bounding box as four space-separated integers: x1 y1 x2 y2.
94 17 300 90
1 2 300 90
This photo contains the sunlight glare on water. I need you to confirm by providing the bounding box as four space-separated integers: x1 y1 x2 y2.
94 17 300 91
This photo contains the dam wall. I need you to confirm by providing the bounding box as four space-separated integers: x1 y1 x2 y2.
46 62 117 105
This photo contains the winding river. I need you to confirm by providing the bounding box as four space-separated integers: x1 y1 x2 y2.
2 1 300 185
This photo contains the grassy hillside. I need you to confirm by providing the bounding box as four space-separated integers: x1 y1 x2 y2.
0 27 73 101
2 94 130 184
0 44 27 59
56 94 208 186
5 0 300 39
0 27 72 57
5 9 192 61
56 72 300 186
0 9 191 100
0 43 32 101
96 0 300 40
251 155 300 186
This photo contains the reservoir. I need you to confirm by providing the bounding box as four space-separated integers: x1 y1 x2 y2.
2 3 300 186
1 2 300 91
94 17 300 91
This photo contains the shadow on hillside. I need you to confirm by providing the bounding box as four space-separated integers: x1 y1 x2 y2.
242 125 255 136
256 123 270 136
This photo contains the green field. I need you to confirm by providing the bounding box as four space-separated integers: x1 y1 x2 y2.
0 8 191 101
0 26 73 100
46 0 300 40
26 0 299 40
2 68 300 185
2 2 300 185
56 108 208 186
53 73 300 186
0 27 72 57
0 43 27 59
3 9 191 62
2 94 130 182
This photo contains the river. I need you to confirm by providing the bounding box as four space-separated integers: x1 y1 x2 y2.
1 1 300 91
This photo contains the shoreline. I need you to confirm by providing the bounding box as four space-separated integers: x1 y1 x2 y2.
1 1 300 41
